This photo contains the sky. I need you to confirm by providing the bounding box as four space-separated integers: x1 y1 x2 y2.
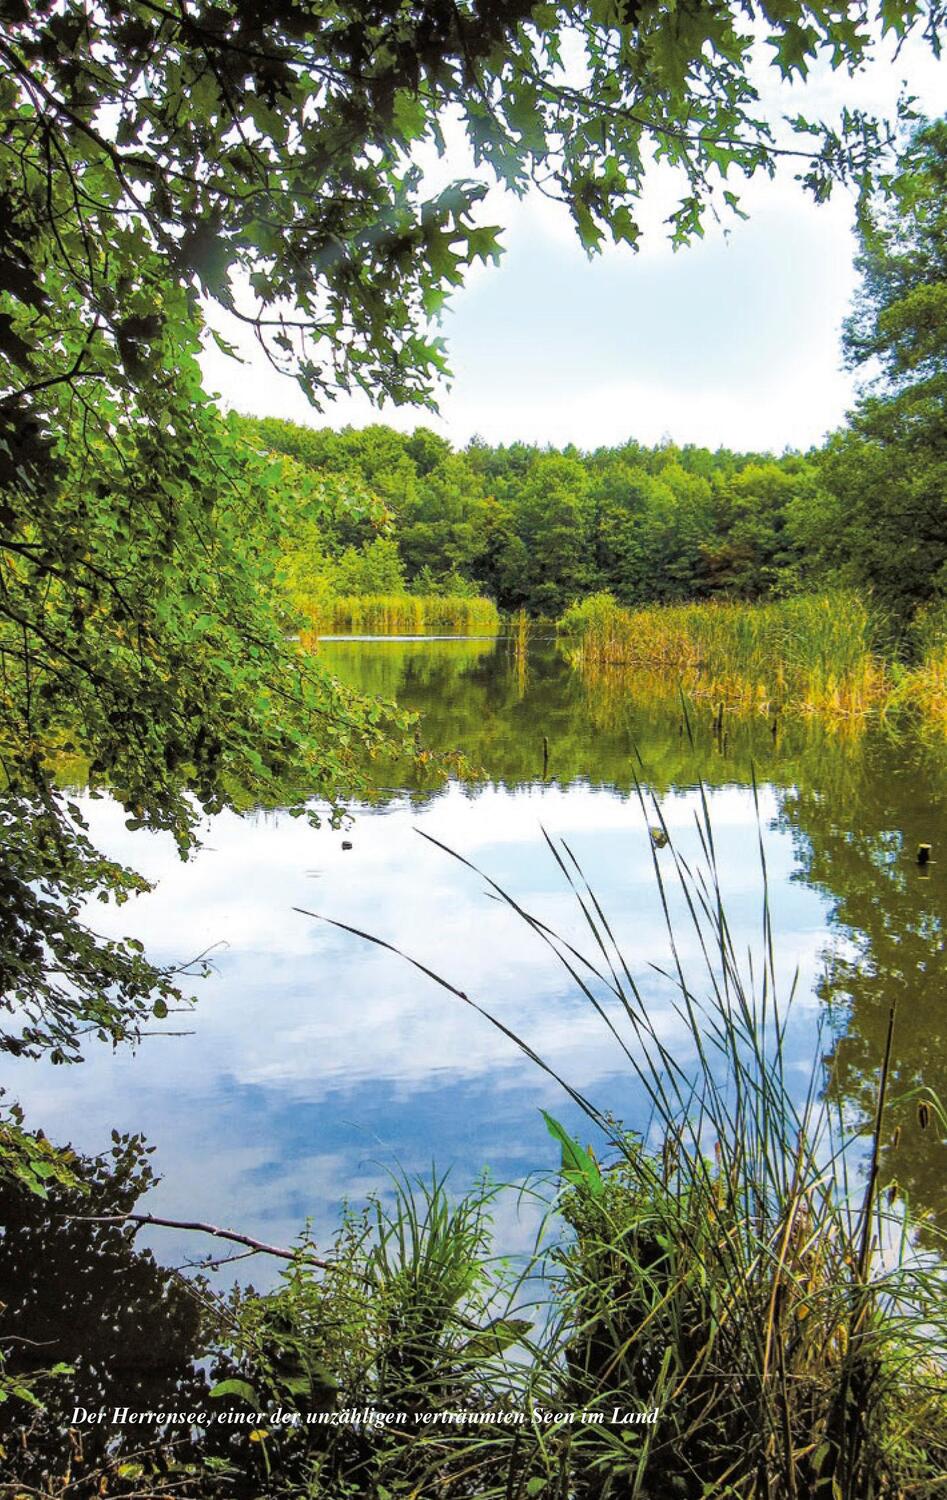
199 30 945 456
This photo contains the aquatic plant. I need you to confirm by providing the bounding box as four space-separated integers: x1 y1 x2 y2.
306 795 947 1497
558 591 891 721
893 601 947 725
298 593 499 637
510 608 531 699
201 1170 533 1499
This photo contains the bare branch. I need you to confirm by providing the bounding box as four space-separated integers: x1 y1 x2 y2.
63 1210 340 1272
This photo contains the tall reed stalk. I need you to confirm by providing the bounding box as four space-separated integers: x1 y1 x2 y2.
510 607 530 699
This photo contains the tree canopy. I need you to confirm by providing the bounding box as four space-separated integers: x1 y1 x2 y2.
2 0 943 434
810 120 947 617
844 117 947 387
254 417 824 615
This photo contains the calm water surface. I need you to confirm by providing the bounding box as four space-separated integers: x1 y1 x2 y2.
9 636 947 1270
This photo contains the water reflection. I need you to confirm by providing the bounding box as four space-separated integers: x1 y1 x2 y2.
3 780 828 1267
4 637 945 1279
780 757 947 1237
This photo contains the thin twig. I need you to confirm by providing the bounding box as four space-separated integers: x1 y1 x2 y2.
63 1212 337 1271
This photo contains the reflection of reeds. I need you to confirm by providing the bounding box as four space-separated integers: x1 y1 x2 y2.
297 593 499 636
559 592 896 722
510 608 530 699
572 654 873 748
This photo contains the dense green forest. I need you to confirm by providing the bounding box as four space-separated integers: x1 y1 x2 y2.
243 416 827 614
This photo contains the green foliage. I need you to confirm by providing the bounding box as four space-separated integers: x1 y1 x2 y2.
204 1172 528 1498
816 385 947 622
845 119 947 389
0 1097 82 1197
813 120 947 621
249 417 827 616
542 1110 604 1198
1 0 930 429
331 538 407 596
0 403 410 1059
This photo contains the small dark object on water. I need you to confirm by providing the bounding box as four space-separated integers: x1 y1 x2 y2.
917 1102 931 1131
917 843 932 866
342 840 353 851
542 734 549 778
713 702 724 735
649 827 668 849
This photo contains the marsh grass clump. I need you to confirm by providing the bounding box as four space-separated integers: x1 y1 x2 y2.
299 593 499 636
559 591 890 720
548 1113 947 1499
507 799 946 1496
204 1171 533 1499
892 599 947 726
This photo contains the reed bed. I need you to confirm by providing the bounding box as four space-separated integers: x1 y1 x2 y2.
559 591 891 720
300 593 499 636
895 601 947 725
905 643 947 722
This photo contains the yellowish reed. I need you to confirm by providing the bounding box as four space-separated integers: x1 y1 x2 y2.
299 593 499 636
511 607 530 699
895 601 947 729
559 592 892 721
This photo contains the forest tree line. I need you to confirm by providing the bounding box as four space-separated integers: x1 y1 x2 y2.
242 419 831 617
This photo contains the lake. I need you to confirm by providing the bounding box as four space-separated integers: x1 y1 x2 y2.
9 634 946 1273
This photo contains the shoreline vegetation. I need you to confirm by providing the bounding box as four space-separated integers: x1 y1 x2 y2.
558 591 947 728
297 592 499 636
8 812 944 1499
293 585 947 731
269 814 947 1498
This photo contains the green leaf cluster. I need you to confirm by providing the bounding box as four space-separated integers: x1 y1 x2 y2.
810 120 947 622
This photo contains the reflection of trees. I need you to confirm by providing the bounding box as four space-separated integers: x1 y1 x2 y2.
329 638 947 1235
20 636 944 1500
323 638 879 803
0 1130 209 1494
778 739 947 1234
